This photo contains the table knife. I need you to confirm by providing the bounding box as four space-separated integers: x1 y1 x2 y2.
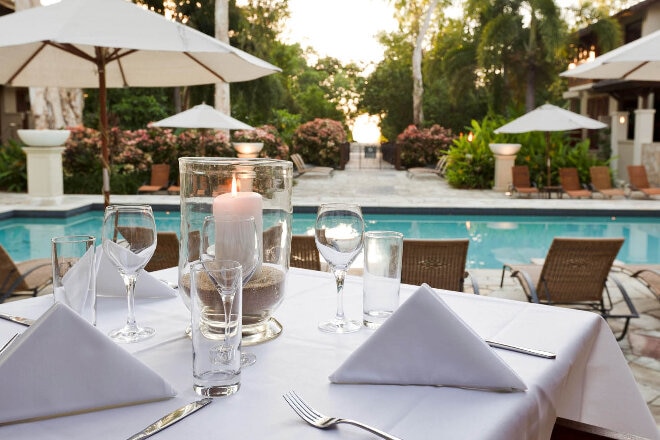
0 312 34 327
126 398 213 440
486 340 556 359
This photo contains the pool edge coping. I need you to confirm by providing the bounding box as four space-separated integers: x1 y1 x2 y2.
1 203 659 219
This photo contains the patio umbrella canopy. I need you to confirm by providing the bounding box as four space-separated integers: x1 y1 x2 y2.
0 0 281 205
152 103 253 130
560 29 660 81
494 104 607 186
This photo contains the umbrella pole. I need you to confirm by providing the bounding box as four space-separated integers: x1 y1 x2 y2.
96 49 111 207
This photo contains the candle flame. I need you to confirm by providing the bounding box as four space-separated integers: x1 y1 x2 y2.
231 175 238 196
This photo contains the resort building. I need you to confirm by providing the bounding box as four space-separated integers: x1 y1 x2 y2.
563 0 660 183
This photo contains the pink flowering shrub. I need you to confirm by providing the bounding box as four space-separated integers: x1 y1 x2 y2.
62 126 102 175
292 118 346 167
124 126 178 165
232 125 289 160
175 129 233 158
396 124 455 168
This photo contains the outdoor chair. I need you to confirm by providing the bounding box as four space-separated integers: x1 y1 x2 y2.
509 165 539 197
167 175 180 195
0 244 52 303
145 232 179 272
401 239 479 294
290 153 334 177
627 165 660 198
290 235 321 271
407 155 448 179
500 237 638 340
138 164 171 194
589 166 626 199
612 263 660 302
558 167 592 198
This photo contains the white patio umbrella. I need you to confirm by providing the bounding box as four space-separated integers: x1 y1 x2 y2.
152 103 253 130
560 29 660 81
0 0 280 206
494 104 607 186
152 103 253 156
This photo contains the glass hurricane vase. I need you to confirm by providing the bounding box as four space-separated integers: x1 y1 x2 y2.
178 157 293 345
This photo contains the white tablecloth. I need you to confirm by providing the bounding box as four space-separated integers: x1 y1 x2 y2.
0 267 657 439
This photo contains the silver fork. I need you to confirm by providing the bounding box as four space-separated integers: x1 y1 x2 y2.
282 390 402 440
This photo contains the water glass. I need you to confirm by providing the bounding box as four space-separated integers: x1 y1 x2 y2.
190 260 243 397
362 231 403 329
51 235 96 325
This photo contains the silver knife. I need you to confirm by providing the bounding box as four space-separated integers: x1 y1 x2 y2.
486 340 556 359
0 312 34 327
127 398 213 440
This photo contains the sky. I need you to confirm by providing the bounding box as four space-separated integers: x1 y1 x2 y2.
281 0 398 66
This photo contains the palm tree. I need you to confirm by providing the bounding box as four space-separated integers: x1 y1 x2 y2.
462 0 566 112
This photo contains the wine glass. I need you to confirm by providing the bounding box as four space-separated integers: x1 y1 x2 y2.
201 215 261 366
315 203 365 333
102 204 157 343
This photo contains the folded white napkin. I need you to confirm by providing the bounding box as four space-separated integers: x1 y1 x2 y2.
95 246 176 298
0 303 176 424
330 284 527 391
56 245 96 315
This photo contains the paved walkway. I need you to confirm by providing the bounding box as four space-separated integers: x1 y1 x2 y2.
0 161 659 430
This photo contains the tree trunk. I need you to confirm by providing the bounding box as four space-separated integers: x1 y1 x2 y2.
214 0 230 114
412 0 439 126
17 0 83 129
526 63 536 112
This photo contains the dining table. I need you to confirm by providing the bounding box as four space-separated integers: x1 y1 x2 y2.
0 267 657 440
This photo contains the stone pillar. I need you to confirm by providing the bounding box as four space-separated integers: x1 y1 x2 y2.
633 108 655 164
22 146 65 205
610 111 629 175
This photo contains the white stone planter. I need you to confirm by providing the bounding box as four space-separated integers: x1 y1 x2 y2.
489 143 521 156
233 142 264 158
489 143 522 192
18 129 71 147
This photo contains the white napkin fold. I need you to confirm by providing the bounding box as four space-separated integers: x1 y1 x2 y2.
95 246 176 298
0 303 176 424
56 245 96 314
329 284 527 391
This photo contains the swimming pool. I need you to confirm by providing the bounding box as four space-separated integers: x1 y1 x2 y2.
1 210 658 269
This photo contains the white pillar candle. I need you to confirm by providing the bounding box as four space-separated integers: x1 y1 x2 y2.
212 176 263 235
212 176 263 269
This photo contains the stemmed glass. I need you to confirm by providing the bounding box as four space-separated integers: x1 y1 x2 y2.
315 203 365 333
201 215 261 366
102 204 157 343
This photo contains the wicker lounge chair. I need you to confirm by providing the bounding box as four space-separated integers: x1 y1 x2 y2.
0 244 52 303
500 237 637 340
290 235 321 271
138 164 171 194
407 156 448 179
627 165 660 198
290 153 333 177
509 165 539 197
559 167 592 198
589 166 626 199
145 232 179 272
400 239 479 294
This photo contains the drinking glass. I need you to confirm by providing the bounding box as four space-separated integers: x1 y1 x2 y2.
191 260 242 397
102 204 157 343
201 215 261 366
315 203 365 333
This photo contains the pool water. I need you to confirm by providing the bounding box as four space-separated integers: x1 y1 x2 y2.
0 211 658 269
